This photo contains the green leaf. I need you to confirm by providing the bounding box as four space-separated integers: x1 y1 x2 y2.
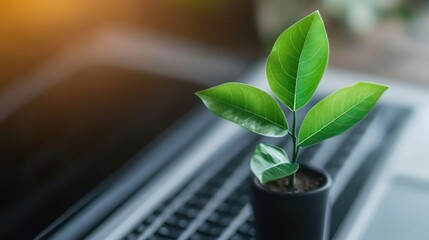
251 143 299 184
299 82 388 147
266 10 329 111
195 82 288 137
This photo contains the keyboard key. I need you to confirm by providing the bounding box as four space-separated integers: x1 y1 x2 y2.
197 186 218 197
197 222 224 236
190 233 216 240
189 234 203 240
176 206 199 218
207 211 234 226
134 223 147 233
165 215 190 229
166 215 190 229
148 236 175 240
217 202 230 212
228 192 249 205
125 233 137 240
156 225 183 238
206 212 221 225
230 234 245 240
217 202 242 215
144 213 158 224
154 203 168 215
237 222 256 236
230 233 256 240
187 195 209 208
207 175 229 187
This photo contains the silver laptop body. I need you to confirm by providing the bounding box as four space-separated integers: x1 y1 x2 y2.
28 31 429 240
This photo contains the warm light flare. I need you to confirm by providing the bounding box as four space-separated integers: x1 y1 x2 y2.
0 0 138 87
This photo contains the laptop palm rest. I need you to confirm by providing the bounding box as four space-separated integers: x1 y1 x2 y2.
362 177 429 240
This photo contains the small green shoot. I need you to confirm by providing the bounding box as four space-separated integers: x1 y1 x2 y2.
250 143 299 185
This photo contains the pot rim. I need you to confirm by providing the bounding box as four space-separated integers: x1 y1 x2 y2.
253 165 332 196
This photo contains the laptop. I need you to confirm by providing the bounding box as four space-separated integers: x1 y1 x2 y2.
8 27 421 240
2 4 429 240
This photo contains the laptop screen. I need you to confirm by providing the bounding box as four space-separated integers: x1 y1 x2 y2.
0 66 204 238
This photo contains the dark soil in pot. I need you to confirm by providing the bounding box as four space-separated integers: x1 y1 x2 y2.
266 168 326 193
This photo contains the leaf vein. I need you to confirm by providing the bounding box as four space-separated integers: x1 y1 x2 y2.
300 91 379 145
202 95 287 130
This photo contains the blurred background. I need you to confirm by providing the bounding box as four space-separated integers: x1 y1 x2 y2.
1 0 428 239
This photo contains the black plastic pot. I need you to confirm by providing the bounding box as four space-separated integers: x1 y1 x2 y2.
251 165 332 240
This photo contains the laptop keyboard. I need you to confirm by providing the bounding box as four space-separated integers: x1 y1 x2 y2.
121 105 409 240
124 141 255 240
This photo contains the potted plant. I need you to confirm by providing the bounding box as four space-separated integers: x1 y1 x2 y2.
196 11 387 240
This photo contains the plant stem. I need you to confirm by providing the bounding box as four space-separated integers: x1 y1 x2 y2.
288 110 300 188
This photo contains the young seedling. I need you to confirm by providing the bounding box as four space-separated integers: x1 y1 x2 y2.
195 11 387 189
